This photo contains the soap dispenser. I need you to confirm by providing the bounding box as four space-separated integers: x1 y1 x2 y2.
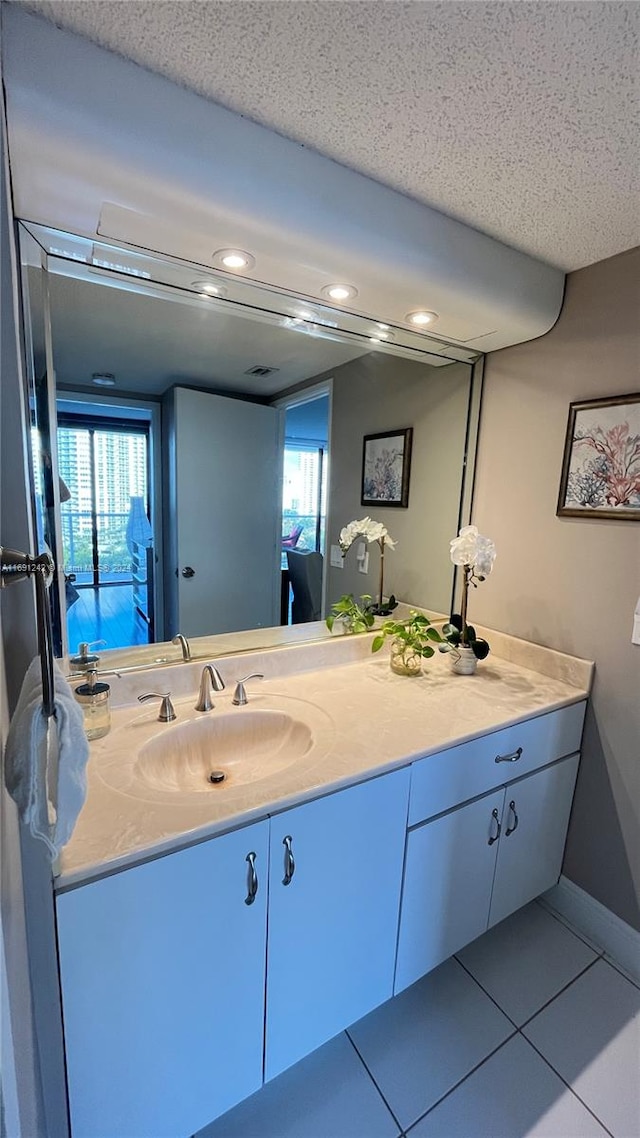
70 640 104 673
74 667 111 740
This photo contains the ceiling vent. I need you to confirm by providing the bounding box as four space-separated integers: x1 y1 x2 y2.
244 365 280 377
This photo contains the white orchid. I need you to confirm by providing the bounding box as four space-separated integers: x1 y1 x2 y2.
337 517 397 615
450 525 496 579
444 524 496 661
339 517 396 555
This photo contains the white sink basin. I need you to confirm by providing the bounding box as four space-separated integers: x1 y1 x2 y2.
94 694 334 803
134 710 313 794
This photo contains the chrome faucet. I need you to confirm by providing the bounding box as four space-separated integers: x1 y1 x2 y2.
195 664 225 712
172 633 191 662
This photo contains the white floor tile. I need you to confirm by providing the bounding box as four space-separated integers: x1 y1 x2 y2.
457 902 598 1025
524 958 640 1137
194 1032 400 1138
407 1035 608 1137
347 957 514 1131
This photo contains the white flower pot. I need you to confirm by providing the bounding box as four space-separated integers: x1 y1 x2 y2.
451 646 478 675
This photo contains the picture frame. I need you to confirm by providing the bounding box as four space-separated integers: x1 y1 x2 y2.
557 393 640 520
361 428 413 508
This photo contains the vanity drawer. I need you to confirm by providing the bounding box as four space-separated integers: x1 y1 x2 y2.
408 701 585 826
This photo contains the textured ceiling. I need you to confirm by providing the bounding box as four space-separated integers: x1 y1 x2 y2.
14 0 640 271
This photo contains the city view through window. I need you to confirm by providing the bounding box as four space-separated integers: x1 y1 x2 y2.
282 444 327 562
56 418 152 650
58 424 148 584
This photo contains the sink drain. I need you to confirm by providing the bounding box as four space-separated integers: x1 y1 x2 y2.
208 770 226 785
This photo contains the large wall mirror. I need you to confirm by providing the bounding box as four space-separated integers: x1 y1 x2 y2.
19 222 482 670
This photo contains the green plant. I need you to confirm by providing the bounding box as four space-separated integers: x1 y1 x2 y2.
371 611 443 658
440 613 491 660
326 594 376 634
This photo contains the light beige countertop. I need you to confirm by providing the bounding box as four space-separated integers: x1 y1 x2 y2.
56 631 593 891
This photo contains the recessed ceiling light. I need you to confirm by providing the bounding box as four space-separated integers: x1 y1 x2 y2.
321 284 358 302
91 373 116 387
406 310 439 327
212 248 255 272
191 280 228 298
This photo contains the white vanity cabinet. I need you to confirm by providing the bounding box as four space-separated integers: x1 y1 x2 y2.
55 700 586 1138
488 752 580 927
395 703 585 995
265 767 410 1081
56 820 270 1138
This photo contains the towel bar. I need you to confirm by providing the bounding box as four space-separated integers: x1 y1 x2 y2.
0 547 56 718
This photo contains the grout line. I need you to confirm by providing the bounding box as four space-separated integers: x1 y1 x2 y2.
602 954 640 993
518 955 601 1031
453 955 519 1030
344 1031 405 1134
535 897 606 956
402 1032 518 1134
521 1032 616 1138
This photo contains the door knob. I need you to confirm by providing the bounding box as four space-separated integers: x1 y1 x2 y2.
181 566 195 578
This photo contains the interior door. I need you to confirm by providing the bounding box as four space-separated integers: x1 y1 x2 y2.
171 387 282 636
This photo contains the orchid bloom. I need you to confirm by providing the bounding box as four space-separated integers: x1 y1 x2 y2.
339 517 396 556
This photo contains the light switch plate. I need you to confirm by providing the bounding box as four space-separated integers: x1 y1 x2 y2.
330 544 344 568
633 596 640 645
358 551 370 574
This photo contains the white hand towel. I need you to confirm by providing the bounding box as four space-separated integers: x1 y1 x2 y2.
4 658 90 858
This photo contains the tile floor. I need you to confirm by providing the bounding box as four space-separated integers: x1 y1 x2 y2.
197 902 640 1138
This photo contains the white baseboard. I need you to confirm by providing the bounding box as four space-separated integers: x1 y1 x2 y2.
541 875 640 984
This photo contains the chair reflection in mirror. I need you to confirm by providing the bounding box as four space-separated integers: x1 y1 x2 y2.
281 522 304 550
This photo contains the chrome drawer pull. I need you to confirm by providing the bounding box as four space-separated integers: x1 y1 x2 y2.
245 851 258 905
505 800 519 836
488 807 502 846
495 746 523 764
282 835 295 886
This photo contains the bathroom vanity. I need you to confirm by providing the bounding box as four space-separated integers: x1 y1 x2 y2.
53 630 592 1138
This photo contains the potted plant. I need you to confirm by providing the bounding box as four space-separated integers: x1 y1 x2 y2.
441 525 496 674
372 611 443 676
326 593 376 635
337 517 398 615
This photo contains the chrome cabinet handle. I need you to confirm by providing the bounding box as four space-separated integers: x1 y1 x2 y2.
495 746 523 764
245 851 258 905
282 835 295 886
488 807 502 846
505 800 519 836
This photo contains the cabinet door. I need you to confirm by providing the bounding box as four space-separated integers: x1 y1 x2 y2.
395 789 505 995
265 768 410 1081
56 822 269 1138
489 754 580 928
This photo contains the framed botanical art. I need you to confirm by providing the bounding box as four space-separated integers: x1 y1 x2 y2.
361 428 413 508
557 393 640 520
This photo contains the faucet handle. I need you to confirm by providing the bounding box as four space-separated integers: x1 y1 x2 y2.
138 692 177 722
232 674 264 706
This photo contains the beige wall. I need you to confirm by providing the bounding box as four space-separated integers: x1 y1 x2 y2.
325 354 472 614
472 247 640 931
